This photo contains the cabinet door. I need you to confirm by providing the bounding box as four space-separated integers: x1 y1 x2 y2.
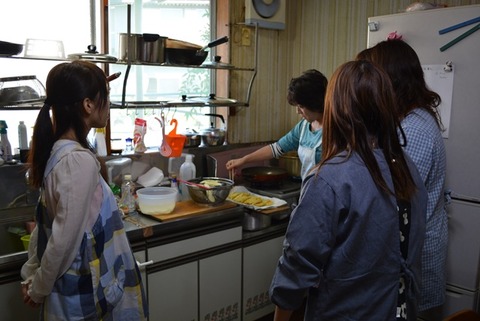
0 280 38 321
148 262 198 321
243 236 284 321
199 249 242 321
446 200 480 290
133 249 148 292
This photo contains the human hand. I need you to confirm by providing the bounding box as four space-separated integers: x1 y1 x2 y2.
21 282 40 308
226 159 242 170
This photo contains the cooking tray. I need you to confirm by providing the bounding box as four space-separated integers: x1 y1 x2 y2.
227 186 287 211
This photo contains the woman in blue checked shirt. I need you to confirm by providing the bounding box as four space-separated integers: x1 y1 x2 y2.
358 39 448 320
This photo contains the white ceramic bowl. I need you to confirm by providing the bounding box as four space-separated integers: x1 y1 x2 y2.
136 187 177 215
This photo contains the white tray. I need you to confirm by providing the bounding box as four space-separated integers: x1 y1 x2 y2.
227 186 287 211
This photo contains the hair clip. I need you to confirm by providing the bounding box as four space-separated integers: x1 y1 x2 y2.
387 31 403 40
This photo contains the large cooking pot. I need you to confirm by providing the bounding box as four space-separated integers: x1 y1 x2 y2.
201 113 226 147
241 166 288 185
279 151 301 178
165 36 228 65
119 33 166 63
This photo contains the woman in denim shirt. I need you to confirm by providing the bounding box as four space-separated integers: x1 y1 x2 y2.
269 61 427 321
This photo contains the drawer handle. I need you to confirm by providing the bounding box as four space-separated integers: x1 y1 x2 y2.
136 260 154 268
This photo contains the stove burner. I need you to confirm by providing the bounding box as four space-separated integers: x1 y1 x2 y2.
247 178 302 198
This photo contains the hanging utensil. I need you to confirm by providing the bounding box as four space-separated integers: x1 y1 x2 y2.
166 118 186 157
156 112 172 157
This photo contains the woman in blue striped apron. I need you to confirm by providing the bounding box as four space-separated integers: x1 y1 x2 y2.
21 61 148 320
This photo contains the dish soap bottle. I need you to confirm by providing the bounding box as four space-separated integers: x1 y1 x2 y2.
179 154 196 201
119 174 135 214
0 120 12 161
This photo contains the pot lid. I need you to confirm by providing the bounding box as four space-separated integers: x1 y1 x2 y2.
68 45 118 63
201 124 225 135
166 94 237 107
202 55 234 69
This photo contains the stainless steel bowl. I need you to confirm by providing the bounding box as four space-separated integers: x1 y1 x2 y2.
187 177 234 205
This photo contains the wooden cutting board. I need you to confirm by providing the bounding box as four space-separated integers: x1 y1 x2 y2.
145 200 237 222
259 204 290 215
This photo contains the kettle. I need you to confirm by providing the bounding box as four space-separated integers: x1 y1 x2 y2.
201 113 226 147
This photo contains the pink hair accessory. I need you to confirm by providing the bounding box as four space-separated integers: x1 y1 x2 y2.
387 31 403 40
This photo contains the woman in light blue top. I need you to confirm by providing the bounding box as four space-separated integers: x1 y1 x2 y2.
226 69 327 180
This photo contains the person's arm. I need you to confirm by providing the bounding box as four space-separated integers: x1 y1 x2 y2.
273 306 293 321
27 151 99 303
226 145 274 170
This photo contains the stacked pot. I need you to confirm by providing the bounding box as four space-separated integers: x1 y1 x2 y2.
119 33 167 63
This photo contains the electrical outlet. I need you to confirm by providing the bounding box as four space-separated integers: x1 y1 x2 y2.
241 28 251 46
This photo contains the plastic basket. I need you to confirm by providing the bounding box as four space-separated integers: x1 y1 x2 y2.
21 234 31 251
165 135 186 157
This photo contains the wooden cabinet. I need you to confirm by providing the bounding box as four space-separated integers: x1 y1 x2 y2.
242 236 284 321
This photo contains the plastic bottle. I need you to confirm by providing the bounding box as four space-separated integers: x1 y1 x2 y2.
170 174 180 202
179 154 196 201
119 174 135 214
94 128 107 156
18 121 28 150
0 120 12 161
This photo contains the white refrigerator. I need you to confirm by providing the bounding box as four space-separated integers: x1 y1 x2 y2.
367 4 480 318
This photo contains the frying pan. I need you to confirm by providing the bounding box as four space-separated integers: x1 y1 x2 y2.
0 40 23 56
165 36 228 65
241 166 288 185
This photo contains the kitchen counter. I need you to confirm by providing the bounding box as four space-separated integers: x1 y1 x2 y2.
0 202 244 271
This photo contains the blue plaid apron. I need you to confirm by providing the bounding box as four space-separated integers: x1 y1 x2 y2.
36 142 148 320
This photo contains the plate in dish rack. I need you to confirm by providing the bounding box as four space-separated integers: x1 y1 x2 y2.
227 186 287 211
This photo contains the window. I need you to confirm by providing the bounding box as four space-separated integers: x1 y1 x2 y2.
0 0 100 151
108 0 213 150
0 0 214 153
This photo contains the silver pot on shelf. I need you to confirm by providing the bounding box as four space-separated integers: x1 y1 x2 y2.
183 128 202 148
200 113 226 147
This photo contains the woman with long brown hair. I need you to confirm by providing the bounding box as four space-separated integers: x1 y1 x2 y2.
269 60 427 321
357 39 447 320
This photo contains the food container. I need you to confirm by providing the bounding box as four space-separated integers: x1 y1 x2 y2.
136 186 178 215
186 177 234 205
243 211 272 231
278 151 301 178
